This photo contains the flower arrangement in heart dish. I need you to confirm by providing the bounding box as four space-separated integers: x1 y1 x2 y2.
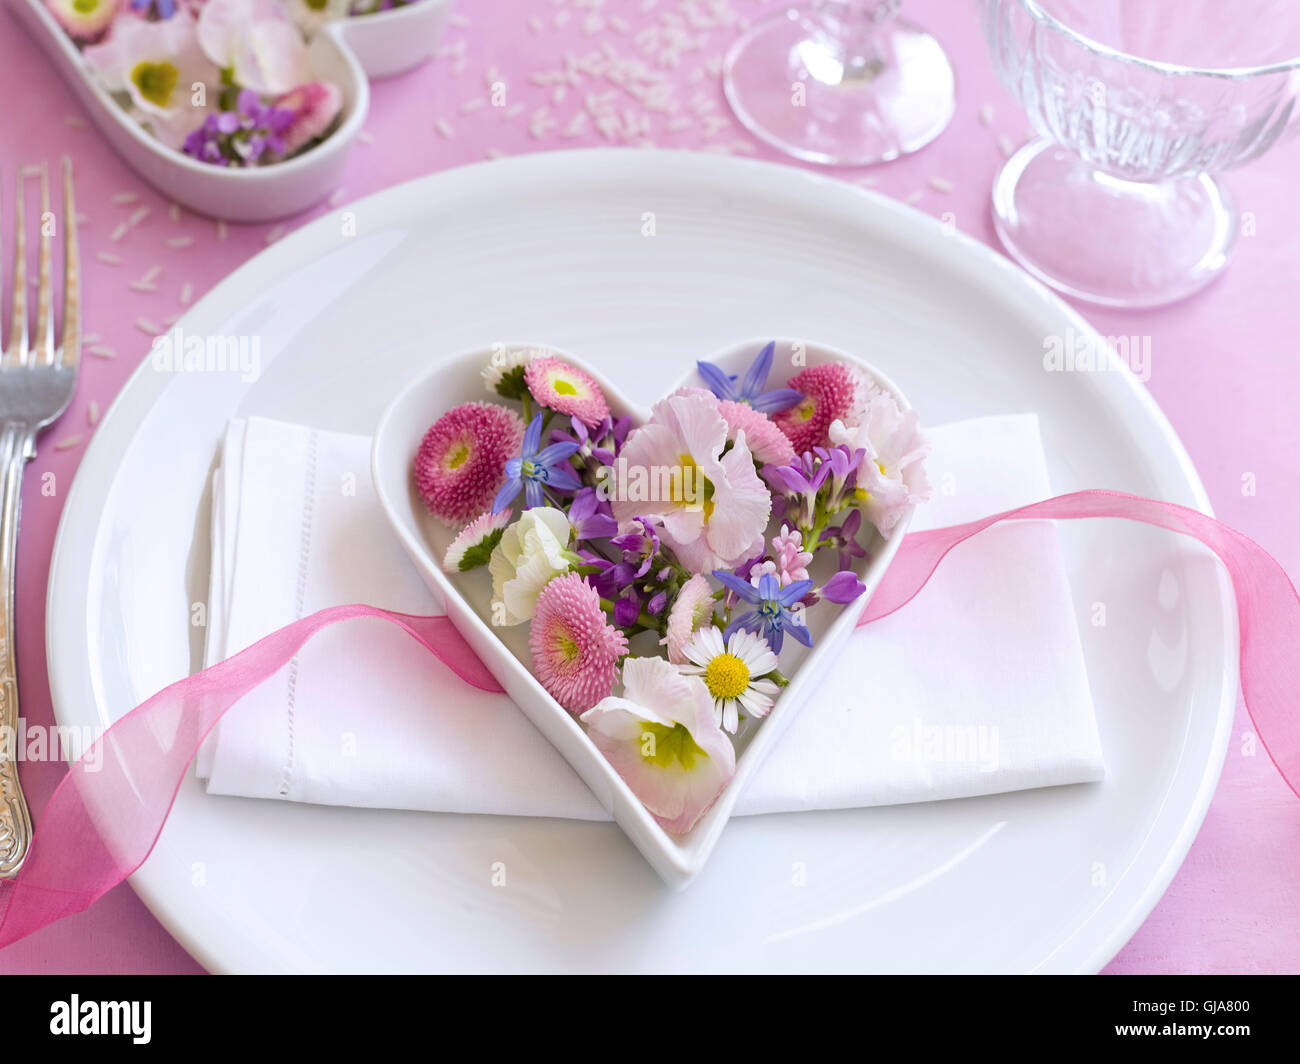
42 0 409 165
415 342 931 834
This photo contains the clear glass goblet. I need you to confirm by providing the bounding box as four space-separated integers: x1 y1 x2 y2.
981 0 1300 307
723 0 956 165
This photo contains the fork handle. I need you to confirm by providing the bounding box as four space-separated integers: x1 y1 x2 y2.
0 422 33 878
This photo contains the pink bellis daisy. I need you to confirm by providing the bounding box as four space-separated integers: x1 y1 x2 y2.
524 355 610 428
47 0 119 42
442 509 512 573
530 573 629 714
662 573 717 664
415 402 526 526
772 362 875 455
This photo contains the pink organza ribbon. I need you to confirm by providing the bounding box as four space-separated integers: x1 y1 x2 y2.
1 490 1295 949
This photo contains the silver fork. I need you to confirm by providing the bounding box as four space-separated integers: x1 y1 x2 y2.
0 159 80 878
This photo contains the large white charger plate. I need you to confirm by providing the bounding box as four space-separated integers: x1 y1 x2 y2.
47 149 1235 973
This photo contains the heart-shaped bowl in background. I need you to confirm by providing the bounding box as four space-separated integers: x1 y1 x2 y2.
372 338 918 885
10 0 457 221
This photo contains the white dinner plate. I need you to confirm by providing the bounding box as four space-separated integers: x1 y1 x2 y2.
47 149 1235 973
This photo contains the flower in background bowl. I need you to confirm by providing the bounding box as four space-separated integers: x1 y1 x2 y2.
197 0 312 95
273 80 344 156
183 88 295 165
283 0 349 35
531 573 629 713
414 401 526 525
83 12 219 148
581 656 734 834
47 0 120 41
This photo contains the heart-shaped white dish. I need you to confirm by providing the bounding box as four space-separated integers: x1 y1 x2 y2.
371 338 917 885
11 0 456 220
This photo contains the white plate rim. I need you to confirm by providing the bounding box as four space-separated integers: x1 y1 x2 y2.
44 149 1238 973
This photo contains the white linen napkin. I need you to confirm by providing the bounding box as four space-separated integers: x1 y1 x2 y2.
197 414 1104 817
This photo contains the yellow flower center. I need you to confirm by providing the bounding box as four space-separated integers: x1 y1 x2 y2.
556 630 580 663
673 454 714 518
552 377 579 396
640 722 706 770
445 440 471 470
306 0 329 9
704 653 750 701
131 61 179 108
795 400 816 422
73 0 98 12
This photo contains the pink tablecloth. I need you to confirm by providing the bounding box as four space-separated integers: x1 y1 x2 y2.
0 0 1296 974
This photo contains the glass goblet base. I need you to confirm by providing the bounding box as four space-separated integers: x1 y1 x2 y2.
992 139 1237 308
722 9 956 166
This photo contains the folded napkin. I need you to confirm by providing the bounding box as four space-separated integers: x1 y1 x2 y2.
198 413 1104 817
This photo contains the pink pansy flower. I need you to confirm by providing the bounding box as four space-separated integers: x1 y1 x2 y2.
581 656 735 835
524 355 610 429
612 391 770 573
773 361 874 455
661 572 716 664
197 0 312 95
84 13 218 143
828 391 931 536
531 573 629 714
274 81 344 155
668 386 793 466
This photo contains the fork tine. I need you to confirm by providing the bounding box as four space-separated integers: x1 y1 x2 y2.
57 157 79 373
34 163 54 367
4 170 27 368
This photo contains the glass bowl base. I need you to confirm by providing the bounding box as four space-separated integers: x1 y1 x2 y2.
992 139 1236 308
722 10 955 167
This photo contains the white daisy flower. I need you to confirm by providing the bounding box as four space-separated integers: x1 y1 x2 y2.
482 346 535 398
677 626 779 734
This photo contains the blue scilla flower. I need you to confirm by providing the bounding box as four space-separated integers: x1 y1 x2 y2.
696 341 803 414
713 569 813 653
493 413 583 512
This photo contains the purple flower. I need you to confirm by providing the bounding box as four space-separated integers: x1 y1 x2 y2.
183 90 296 168
696 341 803 414
610 515 660 579
819 570 866 604
568 487 618 540
130 0 177 16
550 413 629 467
492 413 583 512
825 508 869 571
714 569 814 654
